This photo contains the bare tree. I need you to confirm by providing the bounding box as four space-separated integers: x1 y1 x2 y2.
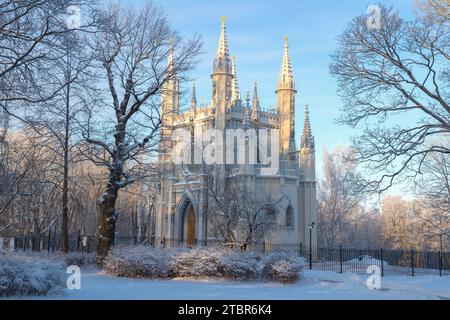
208 172 281 251
29 31 97 253
0 128 33 225
418 0 450 22
414 150 450 249
380 195 416 249
379 195 448 250
316 147 367 247
330 5 450 194
0 0 98 116
83 2 202 256
0 130 63 245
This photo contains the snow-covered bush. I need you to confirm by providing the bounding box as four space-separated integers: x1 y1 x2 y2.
269 260 302 283
262 252 305 283
0 255 66 297
217 251 263 281
170 247 224 278
65 252 98 267
102 245 304 283
103 246 172 279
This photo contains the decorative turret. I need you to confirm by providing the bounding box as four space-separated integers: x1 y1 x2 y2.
300 105 315 181
161 40 179 115
276 36 296 161
252 81 259 121
231 55 241 107
211 16 233 129
245 90 250 108
298 104 317 248
190 82 197 113
215 16 230 63
301 105 315 150
278 36 295 91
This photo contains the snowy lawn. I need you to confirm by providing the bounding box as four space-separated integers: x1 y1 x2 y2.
10 269 450 300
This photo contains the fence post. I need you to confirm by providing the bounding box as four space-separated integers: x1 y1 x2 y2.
47 230 51 253
339 245 343 274
309 244 312 270
77 230 81 252
439 251 442 277
52 228 56 252
411 249 415 277
380 248 384 277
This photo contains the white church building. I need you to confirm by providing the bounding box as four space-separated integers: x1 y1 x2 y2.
155 17 317 246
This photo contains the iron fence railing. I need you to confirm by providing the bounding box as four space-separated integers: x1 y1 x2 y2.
3 234 449 277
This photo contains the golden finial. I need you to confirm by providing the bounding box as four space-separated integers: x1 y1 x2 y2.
284 35 289 45
221 15 226 25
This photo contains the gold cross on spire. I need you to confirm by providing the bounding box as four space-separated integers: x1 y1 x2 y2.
284 35 289 44
221 15 226 25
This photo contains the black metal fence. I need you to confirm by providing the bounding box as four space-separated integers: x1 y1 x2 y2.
151 238 450 277
4 234 450 277
4 232 97 254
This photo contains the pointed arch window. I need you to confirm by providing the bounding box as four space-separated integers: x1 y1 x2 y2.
286 206 293 227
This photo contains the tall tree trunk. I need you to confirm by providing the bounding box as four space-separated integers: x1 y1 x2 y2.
97 169 121 257
61 80 70 253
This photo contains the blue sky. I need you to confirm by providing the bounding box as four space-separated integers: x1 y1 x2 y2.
133 0 417 180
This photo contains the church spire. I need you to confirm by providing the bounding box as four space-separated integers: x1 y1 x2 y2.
212 16 232 129
301 105 314 150
245 90 250 108
217 16 229 57
168 38 175 78
213 16 231 74
190 82 197 113
231 55 241 106
278 36 295 91
162 39 179 114
252 81 259 120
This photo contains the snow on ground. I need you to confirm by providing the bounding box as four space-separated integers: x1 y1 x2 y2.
8 269 450 300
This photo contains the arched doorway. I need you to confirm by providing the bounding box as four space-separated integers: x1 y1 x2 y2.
179 198 196 246
186 204 195 246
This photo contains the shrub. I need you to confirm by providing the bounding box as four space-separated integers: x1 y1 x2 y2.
0 256 66 297
270 260 302 284
103 246 172 279
169 247 224 278
217 251 262 281
262 252 305 283
102 245 304 284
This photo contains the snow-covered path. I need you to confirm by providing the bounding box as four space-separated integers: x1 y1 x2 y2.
22 270 450 300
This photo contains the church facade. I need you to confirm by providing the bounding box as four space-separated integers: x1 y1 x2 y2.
154 18 317 246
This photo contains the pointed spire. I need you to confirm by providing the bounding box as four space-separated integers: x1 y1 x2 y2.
212 16 232 80
278 36 295 91
231 55 241 105
301 105 315 150
162 38 179 114
190 82 197 113
168 38 175 78
252 81 259 120
245 90 250 108
216 16 229 57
